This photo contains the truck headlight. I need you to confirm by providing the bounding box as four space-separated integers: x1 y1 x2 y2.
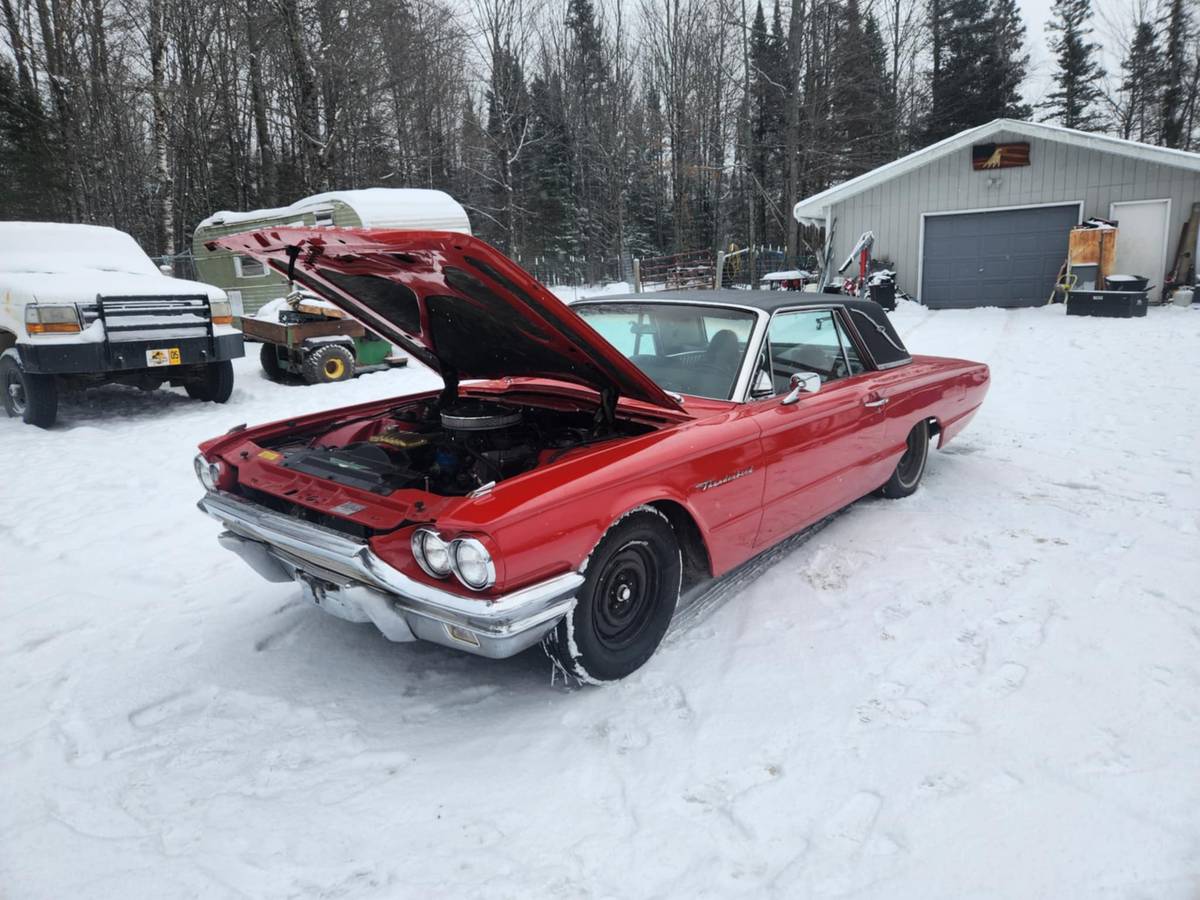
210 298 233 325
194 453 224 491
450 537 496 591
411 528 452 578
25 304 81 335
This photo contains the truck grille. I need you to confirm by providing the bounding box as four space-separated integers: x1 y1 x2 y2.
80 294 214 342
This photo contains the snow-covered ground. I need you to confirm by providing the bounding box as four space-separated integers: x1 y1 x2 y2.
2 299 1199 899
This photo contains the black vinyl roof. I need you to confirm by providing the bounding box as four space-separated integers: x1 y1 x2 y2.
573 289 912 369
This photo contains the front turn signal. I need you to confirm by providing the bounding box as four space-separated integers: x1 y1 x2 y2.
25 304 82 334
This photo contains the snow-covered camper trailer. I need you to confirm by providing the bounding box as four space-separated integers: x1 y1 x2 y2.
192 189 472 315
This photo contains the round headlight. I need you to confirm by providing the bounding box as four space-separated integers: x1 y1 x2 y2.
194 454 222 491
450 537 495 591
411 528 452 578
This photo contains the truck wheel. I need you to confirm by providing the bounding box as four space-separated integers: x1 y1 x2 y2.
878 421 929 499
1 353 57 428
303 344 354 384
260 343 285 382
185 360 235 403
543 508 681 683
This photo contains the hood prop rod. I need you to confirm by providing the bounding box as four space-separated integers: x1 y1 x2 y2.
439 367 459 407
593 386 617 435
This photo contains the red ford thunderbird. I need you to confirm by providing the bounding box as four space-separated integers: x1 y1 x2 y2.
195 229 989 682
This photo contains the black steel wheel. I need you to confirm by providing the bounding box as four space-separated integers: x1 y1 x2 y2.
1 352 57 427
544 508 681 683
878 421 929 499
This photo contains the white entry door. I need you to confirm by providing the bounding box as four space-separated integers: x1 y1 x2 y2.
1110 199 1171 301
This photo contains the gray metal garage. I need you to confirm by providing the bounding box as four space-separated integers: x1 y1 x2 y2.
793 119 1200 308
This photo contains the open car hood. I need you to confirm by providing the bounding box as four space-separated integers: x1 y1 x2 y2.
212 228 680 411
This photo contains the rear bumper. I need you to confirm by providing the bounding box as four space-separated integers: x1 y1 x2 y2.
19 332 244 375
198 491 580 658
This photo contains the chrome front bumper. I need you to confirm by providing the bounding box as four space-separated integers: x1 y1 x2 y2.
198 491 580 658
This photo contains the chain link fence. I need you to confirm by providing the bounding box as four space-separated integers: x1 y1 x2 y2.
513 253 634 288
151 253 199 281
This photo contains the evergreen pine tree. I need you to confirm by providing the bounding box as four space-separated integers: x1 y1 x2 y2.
829 0 891 176
525 72 577 257
749 1 774 246
1159 0 1191 147
927 0 1029 140
1117 21 1163 142
983 0 1032 120
0 62 69 219
1040 0 1105 130
484 45 531 251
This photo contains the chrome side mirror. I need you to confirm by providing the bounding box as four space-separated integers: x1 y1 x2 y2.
781 371 821 405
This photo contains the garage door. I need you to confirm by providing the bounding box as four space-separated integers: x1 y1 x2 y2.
921 205 1078 308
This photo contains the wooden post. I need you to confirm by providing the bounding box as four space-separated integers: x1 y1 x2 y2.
633 258 641 294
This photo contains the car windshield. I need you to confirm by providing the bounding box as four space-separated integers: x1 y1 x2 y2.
574 301 756 400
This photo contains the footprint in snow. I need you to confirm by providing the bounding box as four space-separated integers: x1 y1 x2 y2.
128 687 216 729
824 791 882 847
982 661 1028 696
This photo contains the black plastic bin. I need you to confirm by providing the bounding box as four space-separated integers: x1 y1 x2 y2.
869 282 897 310
1066 289 1148 318
1105 274 1149 292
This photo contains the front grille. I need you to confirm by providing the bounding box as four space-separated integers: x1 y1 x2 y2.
81 294 213 342
237 485 378 539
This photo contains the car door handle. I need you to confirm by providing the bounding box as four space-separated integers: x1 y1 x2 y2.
863 397 889 408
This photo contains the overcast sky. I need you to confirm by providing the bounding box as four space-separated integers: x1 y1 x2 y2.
1018 0 1057 105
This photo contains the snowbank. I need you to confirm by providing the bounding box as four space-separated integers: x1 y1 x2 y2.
2 303 1199 898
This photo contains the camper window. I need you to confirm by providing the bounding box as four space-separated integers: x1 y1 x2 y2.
234 255 268 278
314 209 334 226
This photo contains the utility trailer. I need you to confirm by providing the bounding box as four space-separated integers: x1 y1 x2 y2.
241 296 405 384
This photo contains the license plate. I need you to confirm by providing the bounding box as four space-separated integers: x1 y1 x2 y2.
146 347 181 367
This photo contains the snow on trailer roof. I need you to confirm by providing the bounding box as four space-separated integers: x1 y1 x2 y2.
196 188 472 233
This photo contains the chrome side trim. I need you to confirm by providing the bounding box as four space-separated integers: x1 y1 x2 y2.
198 490 581 642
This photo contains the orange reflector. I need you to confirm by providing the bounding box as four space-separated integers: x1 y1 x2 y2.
212 315 233 325
27 322 82 334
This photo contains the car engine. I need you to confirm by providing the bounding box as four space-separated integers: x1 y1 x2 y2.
271 398 645 496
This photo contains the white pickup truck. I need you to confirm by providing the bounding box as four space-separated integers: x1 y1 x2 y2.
1 222 244 427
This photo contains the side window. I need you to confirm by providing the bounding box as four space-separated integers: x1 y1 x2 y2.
759 309 862 393
234 255 267 279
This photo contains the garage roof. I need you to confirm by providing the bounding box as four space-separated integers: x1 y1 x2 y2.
793 119 1200 224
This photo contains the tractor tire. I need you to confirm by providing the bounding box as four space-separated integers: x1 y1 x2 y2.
302 344 355 384
260 343 285 382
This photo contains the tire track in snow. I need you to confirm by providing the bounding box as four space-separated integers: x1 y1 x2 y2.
668 511 845 638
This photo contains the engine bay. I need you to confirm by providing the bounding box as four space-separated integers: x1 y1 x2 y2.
264 397 656 497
